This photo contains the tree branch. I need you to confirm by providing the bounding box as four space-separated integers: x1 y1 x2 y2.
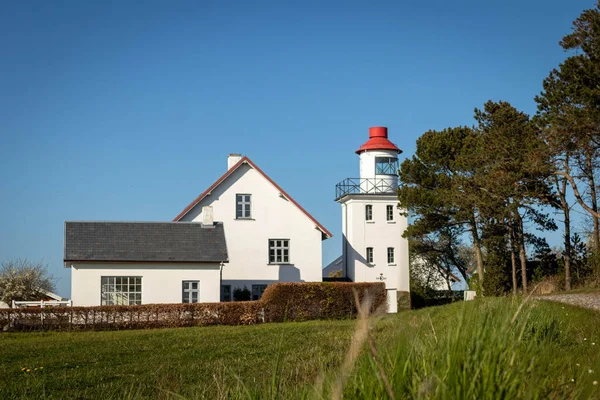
555 171 600 218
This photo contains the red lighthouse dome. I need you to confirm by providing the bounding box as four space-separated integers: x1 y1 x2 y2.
355 127 401 155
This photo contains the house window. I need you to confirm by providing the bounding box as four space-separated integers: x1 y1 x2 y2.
101 276 142 305
375 157 399 175
387 248 395 264
365 205 373 221
269 239 290 264
236 194 252 219
221 285 232 302
182 281 200 303
386 205 394 221
366 247 374 264
252 284 268 300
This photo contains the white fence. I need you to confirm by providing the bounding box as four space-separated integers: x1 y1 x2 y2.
11 300 72 308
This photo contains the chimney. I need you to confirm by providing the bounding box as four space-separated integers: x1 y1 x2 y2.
202 206 214 227
228 154 242 170
369 126 388 138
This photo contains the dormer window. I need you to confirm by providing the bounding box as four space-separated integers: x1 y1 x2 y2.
236 194 251 219
375 157 399 175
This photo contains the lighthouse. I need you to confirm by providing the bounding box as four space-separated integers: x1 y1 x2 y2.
334 127 410 312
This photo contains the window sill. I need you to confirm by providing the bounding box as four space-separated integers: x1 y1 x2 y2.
268 262 293 265
388 263 397 266
235 218 255 221
387 221 396 224
366 221 375 224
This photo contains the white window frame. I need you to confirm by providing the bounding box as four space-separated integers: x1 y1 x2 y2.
236 194 252 219
386 205 394 221
252 284 268 300
269 239 290 264
375 157 399 175
387 247 395 264
182 280 200 303
101 276 142 305
366 247 374 264
365 205 373 221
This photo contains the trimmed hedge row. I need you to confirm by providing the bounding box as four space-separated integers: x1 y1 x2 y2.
0 282 386 332
0 301 261 332
260 282 386 322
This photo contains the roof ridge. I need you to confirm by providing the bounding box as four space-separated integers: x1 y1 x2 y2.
65 220 223 224
172 156 332 239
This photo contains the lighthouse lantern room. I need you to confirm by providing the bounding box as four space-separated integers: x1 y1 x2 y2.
334 127 410 313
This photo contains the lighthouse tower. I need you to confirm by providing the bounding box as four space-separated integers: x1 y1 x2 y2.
334 127 410 312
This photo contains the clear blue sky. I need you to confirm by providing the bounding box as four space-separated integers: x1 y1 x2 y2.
0 0 592 297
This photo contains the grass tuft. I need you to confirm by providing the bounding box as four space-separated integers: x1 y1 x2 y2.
1 298 599 399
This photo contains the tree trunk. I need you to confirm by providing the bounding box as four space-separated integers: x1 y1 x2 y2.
509 225 518 296
516 211 528 293
558 171 572 291
470 217 484 296
586 154 600 251
564 204 572 291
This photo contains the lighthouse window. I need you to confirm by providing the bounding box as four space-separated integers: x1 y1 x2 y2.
365 205 373 221
366 247 374 264
386 205 394 221
269 239 290 264
387 248 395 264
236 194 252 219
375 157 399 175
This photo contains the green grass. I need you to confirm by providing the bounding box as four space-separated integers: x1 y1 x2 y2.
1 298 600 399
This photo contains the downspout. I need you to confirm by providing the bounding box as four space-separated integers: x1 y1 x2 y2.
219 261 224 301
343 203 348 279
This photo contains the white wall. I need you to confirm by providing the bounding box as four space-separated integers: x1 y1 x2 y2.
70 262 221 306
180 163 324 293
359 149 399 192
341 194 410 292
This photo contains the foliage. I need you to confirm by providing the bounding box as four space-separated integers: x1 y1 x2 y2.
260 282 386 322
0 259 55 305
0 282 386 332
399 126 487 288
1 298 599 399
233 286 251 301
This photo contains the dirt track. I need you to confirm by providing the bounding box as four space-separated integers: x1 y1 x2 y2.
537 292 600 311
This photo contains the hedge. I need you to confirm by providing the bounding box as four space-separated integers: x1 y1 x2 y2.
0 282 386 332
260 282 386 322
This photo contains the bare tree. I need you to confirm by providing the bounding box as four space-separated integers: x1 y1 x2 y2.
0 259 56 305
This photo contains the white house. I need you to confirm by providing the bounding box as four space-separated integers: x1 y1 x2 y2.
173 155 332 301
65 130 412 311
330 127 410 312
66 221 228 306
66 155 332 306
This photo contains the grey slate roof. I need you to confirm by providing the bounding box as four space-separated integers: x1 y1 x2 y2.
64 222 228 263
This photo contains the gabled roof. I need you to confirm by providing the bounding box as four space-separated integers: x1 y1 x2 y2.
173 156 332 239
64 221 228 263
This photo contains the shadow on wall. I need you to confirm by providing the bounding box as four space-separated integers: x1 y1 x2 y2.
343 233 371 279
224 265 304 300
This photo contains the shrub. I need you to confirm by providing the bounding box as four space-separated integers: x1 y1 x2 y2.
0 301 261 332
233 286 251 301
0 282 387 332
260 282 386 322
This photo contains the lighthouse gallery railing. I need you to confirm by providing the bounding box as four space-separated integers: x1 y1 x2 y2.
335 178 397 200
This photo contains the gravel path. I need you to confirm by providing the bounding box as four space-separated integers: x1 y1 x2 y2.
537 292 600 311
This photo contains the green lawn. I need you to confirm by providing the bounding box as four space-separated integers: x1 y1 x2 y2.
1 298 600 399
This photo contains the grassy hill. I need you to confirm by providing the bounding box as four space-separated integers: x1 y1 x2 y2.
1 297 599 399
